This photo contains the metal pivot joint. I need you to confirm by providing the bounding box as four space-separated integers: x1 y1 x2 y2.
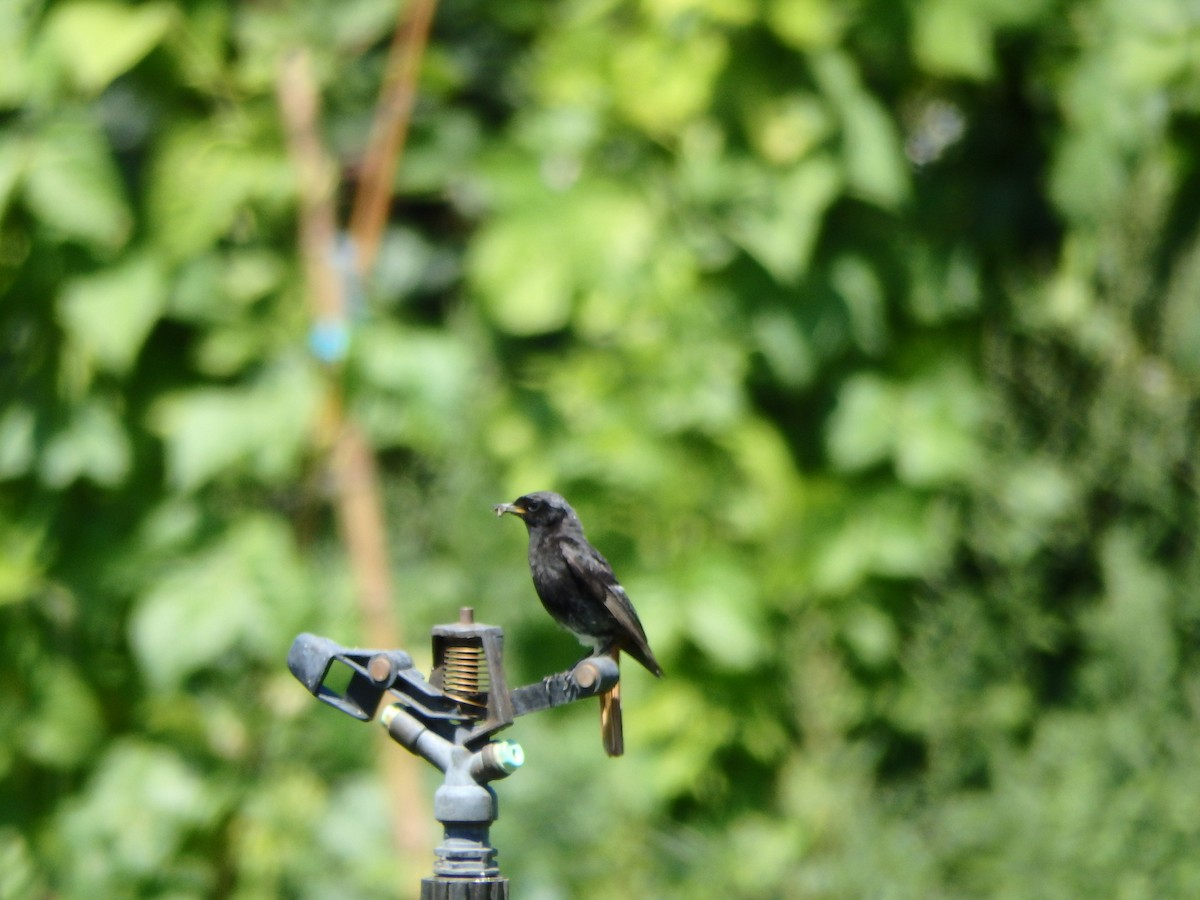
287 607 619 898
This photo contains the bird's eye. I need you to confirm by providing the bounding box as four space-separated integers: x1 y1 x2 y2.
526 499 542 512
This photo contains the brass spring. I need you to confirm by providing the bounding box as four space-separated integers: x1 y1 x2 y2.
442 642 489 706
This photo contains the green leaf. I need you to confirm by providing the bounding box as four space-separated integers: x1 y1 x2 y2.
57 741 217 882
827 365 984 486
149 362 319 491
0 0 37 108
220 247 288 304
766 0 846 49
612 30 729 135
57 254 166 375
842 604 898 668
912 0 996 80
812 52 910 208
718 417 804 538
727 154 842 282
129 516 308 688
892 366 985 487
746 93 835 166
1161 239 1200 377
469 209 574 334
642 0 756 25
0 403 36 479
842 96 910 207
1049 131 1126 224
813 488 955 592
44 1 176 94
39 398 131 488
192 326 270 377
752 310 816 388
826 373 898 472
231 770 331 890
1084 529 1176 697
351 324 476 452
0 135 28 216
20 660 105 768
23 119 131 249
680 559 762 671
469 178 658 335
0 514 46 606
907 246 983 324
638 682 737 797
831 254 887 355
148 123 291 260
0 829 46 900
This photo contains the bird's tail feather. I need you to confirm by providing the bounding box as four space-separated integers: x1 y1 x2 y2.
600 651 623 756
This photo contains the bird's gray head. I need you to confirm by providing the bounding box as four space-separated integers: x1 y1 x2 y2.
493 491 578 531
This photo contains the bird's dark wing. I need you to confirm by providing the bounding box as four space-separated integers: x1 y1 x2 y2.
560 538 663 677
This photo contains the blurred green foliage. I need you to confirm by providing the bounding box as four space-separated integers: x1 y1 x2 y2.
3 0 1200 896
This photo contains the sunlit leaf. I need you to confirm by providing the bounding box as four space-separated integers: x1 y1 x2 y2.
753 310 816 388
149 362 319 491
19 660 105 768
23 120 131 249
468 205 574 335
57 741 218 884
469 178 658 335
813 488 955 593
0 135 27 215
831 254 887 355
44 1 176 94
39 398 131 488
912 0 995 79
766 0 846 49
57 254 166 375
129 515 309 688
1050 131 1126 224
727 155 842 282
827 373 898 473
147 122 291 260
680 559 762 670
746 93 834 166
842 604 897 668
892 365 985 487
351 323 477 452
612 30 728 135
0 829 45 900
828 364 983 486
0 404 35 479
1084 529 1176 697
0 515 45 606
812 51 910 208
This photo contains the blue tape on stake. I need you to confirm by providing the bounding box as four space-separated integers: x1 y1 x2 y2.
309 318 350 363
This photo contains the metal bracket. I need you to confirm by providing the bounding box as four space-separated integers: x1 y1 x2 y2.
288 627 619 742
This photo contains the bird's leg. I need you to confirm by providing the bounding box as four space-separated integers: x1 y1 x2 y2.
573 639 613 668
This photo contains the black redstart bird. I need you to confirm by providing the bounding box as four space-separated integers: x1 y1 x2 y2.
494 491 662 756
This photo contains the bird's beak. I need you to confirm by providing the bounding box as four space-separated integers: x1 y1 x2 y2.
493 502 526 518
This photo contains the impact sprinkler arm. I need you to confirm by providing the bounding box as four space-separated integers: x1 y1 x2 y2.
287 608 619 898
381 705 525 782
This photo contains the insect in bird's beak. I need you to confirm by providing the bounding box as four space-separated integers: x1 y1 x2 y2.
493 503 525 518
